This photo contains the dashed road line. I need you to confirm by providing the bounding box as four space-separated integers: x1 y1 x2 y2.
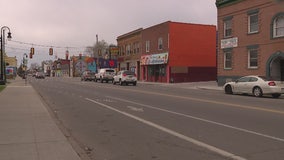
108 96 284 143
85 97 247 160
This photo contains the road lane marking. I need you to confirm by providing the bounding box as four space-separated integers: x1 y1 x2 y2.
85 97 247 160
127 106 144 112
89 85 284 115
108 96 284 143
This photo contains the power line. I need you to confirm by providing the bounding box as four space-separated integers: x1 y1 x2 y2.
9 40 87 50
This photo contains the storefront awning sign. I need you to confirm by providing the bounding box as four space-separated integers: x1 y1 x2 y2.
141 52 168 65
221 37 238 49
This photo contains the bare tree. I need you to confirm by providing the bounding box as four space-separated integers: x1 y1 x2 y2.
86 40 109 58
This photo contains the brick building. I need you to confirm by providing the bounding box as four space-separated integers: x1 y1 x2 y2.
141 21 216 83
216 0 284 85
117 28 143 80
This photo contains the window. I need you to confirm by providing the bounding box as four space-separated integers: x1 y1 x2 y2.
238 77 250 83
224 19 232 37
273 14 284 38
158 37 163 50
224 50 232 69
146 41 150 52
126 44 131 55
148 65 154 76
160 65 166 76
137 43 140 53
248 13 259 33
249 77 258 82
133 42 140 54
248 49 258 68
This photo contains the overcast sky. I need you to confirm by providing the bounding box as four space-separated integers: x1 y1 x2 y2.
1 0 217 65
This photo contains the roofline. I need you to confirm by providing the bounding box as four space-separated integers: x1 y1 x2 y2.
215 0 243 8
143 20 216 31
117 28 143 40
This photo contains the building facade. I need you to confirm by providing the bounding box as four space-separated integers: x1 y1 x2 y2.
141 21 216 83
117 28 143 80
216 0 284 85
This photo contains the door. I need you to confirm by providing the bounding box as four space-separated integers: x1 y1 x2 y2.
137 61 140 80
234 77 250 93
281 60 284 81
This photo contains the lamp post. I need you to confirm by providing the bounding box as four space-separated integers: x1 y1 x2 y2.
0 26 12 85
22 53 28 84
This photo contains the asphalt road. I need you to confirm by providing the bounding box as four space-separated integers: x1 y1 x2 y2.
29 77 284 160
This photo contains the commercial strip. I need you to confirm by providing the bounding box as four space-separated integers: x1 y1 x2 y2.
117 21 217 83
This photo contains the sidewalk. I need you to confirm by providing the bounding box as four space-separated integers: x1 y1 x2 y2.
0 77 81 160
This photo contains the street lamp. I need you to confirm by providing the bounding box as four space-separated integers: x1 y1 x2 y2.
0 26 12 85
22 53 28 84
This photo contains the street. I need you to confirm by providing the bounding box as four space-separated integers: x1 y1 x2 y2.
29 77 284 160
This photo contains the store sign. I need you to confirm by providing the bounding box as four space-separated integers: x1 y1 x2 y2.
110 46 119 56
221 37 238 49
141 52 168 65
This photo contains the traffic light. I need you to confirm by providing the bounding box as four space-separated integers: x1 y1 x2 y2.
30 47 35 55
30 52 33 59
49 48 53 55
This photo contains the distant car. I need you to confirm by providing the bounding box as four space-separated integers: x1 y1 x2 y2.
113 70 137 86
95 68 116 83
35 72 45 79
223 75 284 98
81 70 96 81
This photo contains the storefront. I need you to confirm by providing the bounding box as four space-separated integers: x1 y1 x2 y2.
141 52 169 82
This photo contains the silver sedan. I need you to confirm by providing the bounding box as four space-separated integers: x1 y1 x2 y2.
223 75 284 98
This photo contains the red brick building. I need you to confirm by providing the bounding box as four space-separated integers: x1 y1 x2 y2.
117 28 143 80
141 21 216 83
216 0 284 85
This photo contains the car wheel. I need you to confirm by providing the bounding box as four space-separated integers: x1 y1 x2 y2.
272 93 281 98
119 79 123 86
113 80 116 85
253 87 263 97
100 78 103 83
224 85 233 94
133 82 137 86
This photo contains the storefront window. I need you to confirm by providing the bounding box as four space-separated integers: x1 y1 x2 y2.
147 65 166 77
148 66 154 76
160 65 166 76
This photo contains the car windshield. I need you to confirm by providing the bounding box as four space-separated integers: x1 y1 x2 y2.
123 71 135 75
106 70 115 72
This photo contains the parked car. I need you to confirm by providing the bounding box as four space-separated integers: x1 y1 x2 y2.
95 68 116 83
35 72 45 79
113 70 137 86
81 70 96 81
223 75 284 98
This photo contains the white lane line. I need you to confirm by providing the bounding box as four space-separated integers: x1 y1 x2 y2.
127 106 144 112
108 96 284 143
85 97 246 160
